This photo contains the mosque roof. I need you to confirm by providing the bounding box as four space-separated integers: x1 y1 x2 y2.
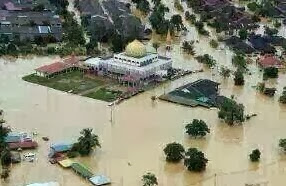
125 40 147 58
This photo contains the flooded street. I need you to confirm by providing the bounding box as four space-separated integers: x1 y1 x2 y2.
1 0 286 186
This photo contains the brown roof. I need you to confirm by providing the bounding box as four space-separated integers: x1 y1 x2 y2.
8 141 38 150
258 55 283 69
35 62 67 74
63 55 79 66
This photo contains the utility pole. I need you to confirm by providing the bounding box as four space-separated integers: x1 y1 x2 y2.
214 173 217 186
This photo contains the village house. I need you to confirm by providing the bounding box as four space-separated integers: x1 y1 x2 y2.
0 9 62 41
258 54 284 69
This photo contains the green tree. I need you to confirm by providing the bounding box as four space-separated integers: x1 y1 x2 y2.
142 172 158 186
220 66 231 78
170 14 183 31
136 0 150 15
152 42 160 52
234 70 245 86
209 39 218 48
152 0 161 6
196 54 216 68
232 54 246 69
264 26 278 36
247 2 260 12
194 21 209 36
184 148 208 172
239 28 248 40
279 87 286 104
263 67 278 79
185 11 196 24
279 138 286 151
185 119 210 137
163 142 185 162
218 98 245 125
249 149 261 162
182 41 195 55
72 128 101 156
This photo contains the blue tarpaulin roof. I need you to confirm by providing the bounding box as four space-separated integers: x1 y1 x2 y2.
50 143 73 152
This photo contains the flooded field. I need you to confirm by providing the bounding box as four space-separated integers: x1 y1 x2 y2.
1 0 286 186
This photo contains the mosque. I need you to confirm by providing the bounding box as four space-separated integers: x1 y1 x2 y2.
84 40 172 84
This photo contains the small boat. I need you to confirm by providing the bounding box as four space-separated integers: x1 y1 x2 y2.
108 102 115 106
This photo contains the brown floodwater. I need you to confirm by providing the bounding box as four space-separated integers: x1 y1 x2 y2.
1 1 286 186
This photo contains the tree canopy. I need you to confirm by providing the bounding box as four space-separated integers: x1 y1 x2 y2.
279 87 286 104
249 149 261 162
163 142 185 162
263 67 278 79
184 148 208 172
279 138 286 151
72 128 101 156
185 119 210 137
234 70 245 86
142 172 158 186
195 54 216 68
218 98 245 125
182 41 195 55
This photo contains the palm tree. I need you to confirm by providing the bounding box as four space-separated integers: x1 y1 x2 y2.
73 128 101 156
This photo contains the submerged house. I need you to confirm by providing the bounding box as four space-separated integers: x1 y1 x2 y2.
160 79 225 108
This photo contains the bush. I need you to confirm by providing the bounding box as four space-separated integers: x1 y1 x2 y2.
163 142 185 162
67 151 78 158
209 39 219 48
184 148 208 172
249 149 261 162
185 119 210 137
263 67 278 79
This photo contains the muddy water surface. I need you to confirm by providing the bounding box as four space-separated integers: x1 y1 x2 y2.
1 0 286 186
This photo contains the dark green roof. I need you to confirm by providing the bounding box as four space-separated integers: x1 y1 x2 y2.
71 162 93 179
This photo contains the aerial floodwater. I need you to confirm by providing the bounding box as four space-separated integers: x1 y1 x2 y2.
1 0 286 186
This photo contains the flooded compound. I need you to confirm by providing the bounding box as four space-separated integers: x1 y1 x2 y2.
1 0 286 186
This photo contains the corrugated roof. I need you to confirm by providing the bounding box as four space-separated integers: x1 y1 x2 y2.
58 159 74 168
50 143 73 152
259 55 283 69
8 141 38 150
71 162 93 179
89 175 111 186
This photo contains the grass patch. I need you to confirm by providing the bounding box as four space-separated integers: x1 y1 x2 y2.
23 71 104 94
84 88 121 102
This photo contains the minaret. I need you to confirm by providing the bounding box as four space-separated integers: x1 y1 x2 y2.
166 29 172 51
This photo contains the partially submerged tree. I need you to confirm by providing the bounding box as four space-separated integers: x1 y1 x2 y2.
279 87 286 104
279 138 286 151
163 142 185 162
72 128 101 156
220 66 231 78
195 54 216 68
218 98 245 125
232 54 247 69
263 67 278 79
209 39 219 48
239 28 248 40
194 21 209 36
170 14 184 31
185 11 196 24
234 70 245 86
184 148 208 172
182 41 195 55
185 119 210 137
249 149 261 162
152 42 160 52
142 172 158 186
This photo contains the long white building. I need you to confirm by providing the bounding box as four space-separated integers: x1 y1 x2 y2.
84 40 172 82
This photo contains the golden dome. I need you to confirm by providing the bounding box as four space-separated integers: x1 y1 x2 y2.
125 40 147 58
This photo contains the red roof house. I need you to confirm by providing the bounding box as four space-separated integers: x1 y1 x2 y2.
8 141 38 150
258 55 284 69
